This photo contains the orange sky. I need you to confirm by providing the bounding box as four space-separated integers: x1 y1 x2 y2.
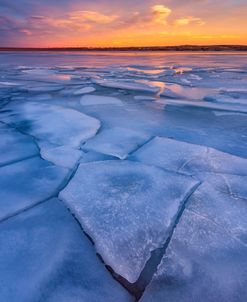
0 1 246 47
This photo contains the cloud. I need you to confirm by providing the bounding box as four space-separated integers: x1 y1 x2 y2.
152 5 172 25
0 8 119 46
19 28 32 35
174 16 205 26
68 11 118 24
31 16 91 31
0 15 20 30
115 4 172 30
29 10 118 32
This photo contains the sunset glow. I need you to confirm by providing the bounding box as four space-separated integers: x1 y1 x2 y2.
0 0 246 47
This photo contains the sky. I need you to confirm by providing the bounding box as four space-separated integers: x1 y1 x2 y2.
0 0 246 47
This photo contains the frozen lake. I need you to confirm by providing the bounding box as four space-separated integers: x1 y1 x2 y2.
0 51 247 301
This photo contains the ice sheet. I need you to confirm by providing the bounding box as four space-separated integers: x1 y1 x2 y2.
40 144 82 169
0 102 100 147
83 127 150 159
74 86 96 95
187 173 247 245
60 160 198 283
131 136 247 178
160 83 213 100
93 78 161 93
80 94 123 106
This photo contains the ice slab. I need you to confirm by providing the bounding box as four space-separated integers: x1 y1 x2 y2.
204 92 247 105
74 86 96 95
80 94 123 106
83 127 151 159
131 137 247 178
27 93 52 101
0 157 68 220
0 81 21 87
21 67 55 76
0 102 100 148
140 209 247 302
157 96 247 113
173 67 193 74
40 144 82 169
160 83 212 100
213 111 247 117
134 95 156 101
94 79 160 93
0 198 133 302
0 123 39 166
187 173 247 245
59 160 198 283
77 98 168 137
26 85 63 92
189 74 203 80
126 66 165 75
21 68 75 83
80 150 117 163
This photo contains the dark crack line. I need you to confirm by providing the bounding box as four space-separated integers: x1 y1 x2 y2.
0 154 38 168
0 120 42 153
126 136 155 159
135 180 201 301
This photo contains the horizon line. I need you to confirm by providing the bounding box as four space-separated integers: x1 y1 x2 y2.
0 45 247 51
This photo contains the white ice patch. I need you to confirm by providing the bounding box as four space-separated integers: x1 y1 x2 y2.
93 78 160 93
131 136 247 178
173 67 193 74
83 127 150 159
160 83 212 100
28 93 52 101
0 102 100 148
134 96 156 101
21 68 54 76
40 144 82 169
204 93 247 105
156 97 247 113
80 95 122 106
187 173 247 245
59 160 198 283
26 85 64 92
189 74 203 80
213 111 247 117
74 86 96 95
0 81 21 86
180 78 191 84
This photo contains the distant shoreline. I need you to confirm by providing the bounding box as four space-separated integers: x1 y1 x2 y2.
0 45 247 52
